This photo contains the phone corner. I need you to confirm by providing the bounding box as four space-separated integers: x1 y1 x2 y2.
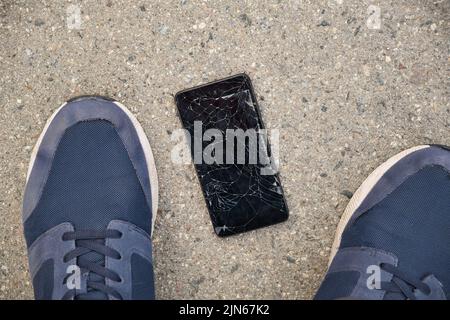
236 72 251 82
173 90 183 105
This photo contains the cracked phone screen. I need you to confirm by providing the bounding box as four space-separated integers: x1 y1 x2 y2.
175 74 288 236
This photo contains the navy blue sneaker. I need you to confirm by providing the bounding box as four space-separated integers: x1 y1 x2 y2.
315 145 450 300
22 96 158 300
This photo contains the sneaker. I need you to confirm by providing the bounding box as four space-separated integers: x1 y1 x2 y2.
22 96 158 300
315 145 450 300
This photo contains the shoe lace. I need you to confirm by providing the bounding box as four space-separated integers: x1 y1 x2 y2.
61 229 123 300
379 263 431 300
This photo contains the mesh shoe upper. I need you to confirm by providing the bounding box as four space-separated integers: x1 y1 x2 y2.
23 98 156 300
24 120 151 246
340 165 450 299
316 146 450 300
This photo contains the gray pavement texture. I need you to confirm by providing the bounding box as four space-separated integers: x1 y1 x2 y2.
0 0 449 299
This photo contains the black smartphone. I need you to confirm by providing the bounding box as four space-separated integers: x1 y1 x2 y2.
175 74 288 236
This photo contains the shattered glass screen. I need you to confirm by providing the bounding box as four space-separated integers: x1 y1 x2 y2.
175 74 288 236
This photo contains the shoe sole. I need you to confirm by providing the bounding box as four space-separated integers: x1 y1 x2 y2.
328 145 430 266
26 98 159 237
